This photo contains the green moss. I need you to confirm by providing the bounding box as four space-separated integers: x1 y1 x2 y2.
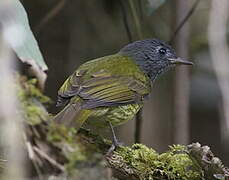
47 124 202 179
47 123 87 170
18 77 50 104
47 123 78 143
47 123 105 173
16 74 51 125
116 144 202 180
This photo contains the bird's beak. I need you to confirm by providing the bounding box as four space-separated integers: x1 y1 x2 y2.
168 57 193 65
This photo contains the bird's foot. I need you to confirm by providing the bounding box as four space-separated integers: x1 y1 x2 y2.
107 140 124 155
106 121 124 155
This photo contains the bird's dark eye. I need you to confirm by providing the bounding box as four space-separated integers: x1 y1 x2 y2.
159 48 166 55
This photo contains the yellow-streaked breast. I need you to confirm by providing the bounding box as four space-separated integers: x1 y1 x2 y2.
86 103 142 128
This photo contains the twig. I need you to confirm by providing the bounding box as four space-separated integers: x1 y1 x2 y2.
137 0 143 21
173 0 191 145
127 0 144 143
119 0 133 42
79 129 229 179
33 146 65 172
35 0 66 34
128 0 143 39
169 0 200 44
134 109 143 143
23 133 43 180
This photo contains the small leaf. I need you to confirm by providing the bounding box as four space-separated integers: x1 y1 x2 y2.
0 0 48 89
0 0 48 71
147 0 167 15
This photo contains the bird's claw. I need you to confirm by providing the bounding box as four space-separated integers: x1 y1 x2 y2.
106 141 124 155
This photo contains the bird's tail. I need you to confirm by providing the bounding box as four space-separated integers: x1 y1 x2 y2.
54 102 92 131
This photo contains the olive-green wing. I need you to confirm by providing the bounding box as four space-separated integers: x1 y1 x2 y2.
57 70 150 109
57 69 87 106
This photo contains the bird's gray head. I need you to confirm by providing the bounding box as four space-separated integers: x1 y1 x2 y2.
119 39 193 81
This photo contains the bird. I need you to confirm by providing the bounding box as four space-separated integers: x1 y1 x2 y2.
54 38 193 151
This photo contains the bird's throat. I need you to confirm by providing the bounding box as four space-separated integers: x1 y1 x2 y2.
136 60 170 83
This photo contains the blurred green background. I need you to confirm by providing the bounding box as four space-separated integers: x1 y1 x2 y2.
21 0 229 165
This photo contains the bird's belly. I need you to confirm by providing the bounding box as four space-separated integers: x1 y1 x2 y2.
86 104 142 128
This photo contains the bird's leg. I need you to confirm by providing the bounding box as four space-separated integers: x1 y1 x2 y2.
109 121 119 146
107 121 122 154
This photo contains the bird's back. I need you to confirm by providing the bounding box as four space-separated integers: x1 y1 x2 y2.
76 54 150 83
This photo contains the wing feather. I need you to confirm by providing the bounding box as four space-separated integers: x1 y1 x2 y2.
57 67 150 108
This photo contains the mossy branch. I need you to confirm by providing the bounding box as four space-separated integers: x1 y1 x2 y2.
77 128 229 180
4 74 228 180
